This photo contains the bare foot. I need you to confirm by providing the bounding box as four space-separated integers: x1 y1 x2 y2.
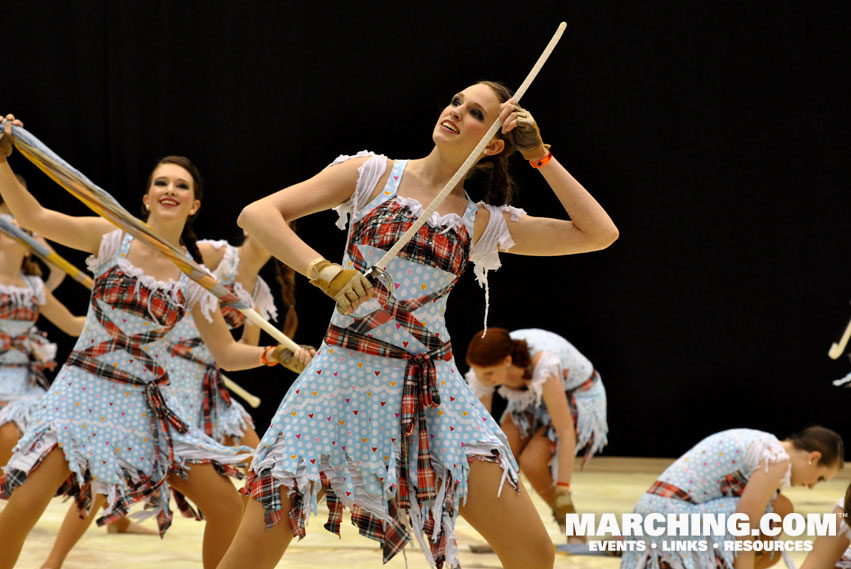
106 518 157 535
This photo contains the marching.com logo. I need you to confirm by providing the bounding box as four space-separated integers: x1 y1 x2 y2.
564 513 838 553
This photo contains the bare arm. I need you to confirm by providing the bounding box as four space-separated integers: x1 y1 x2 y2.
39 291 85 336
191 303 266 371
0 118 114 253
473 102 618 256
733 461 788 569
237 157 369 276
801 508 850 569
541 373 576 485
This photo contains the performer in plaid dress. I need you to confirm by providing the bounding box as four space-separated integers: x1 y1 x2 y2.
220 82 619 569
0 126 310 569
0 215 85 466
621 427 843 569
464 327 607 536
165 236 280 447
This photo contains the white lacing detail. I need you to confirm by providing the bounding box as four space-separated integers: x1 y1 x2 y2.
745 434 791 488
468 203 526 332
86 229 123 274
330 151 387 230
497 351 559 407
199 239 239 282
0 278 42 307
251 276 278 321
394 195 465 233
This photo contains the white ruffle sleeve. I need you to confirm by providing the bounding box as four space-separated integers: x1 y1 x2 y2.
464 369 494 399
745 434 792 488
467 203 526 328
330 151 388 229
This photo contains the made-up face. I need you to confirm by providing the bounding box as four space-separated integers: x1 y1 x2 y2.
142 163 200 222
432 83 505 156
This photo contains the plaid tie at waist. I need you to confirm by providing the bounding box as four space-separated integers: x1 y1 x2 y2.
66 289 189 482
647 480 696 503
0 331 50 389
167 337 231 438
325 324 451 508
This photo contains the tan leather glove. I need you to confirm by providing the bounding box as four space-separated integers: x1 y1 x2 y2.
512 104 548 161
552 490 577 530
308 258 372 313
270 345 308 374
0 120 13 159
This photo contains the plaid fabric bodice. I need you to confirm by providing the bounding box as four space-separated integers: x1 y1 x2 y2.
0 283 40 364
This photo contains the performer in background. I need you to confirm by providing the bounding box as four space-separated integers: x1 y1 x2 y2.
465 327 607 537
219 80 618 569
0 214 85 466
0 115 310 569
621 427 843 569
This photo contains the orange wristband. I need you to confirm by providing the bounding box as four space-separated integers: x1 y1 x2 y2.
529 150 553 169
260 346 278 367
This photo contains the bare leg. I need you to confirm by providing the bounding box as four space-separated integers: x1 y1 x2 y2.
0 420 20 467
168 462 244 569
518 433 559 507
216 488 294 569
460 460 555 569
0 446 72 569
40 494 108 569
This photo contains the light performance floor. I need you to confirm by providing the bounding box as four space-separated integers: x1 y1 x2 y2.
4 457 847 568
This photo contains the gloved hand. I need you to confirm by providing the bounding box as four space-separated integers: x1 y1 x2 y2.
270 344 312 374
0 117 15 159
502 103 548 161
308 258 373 313
552 489 577 531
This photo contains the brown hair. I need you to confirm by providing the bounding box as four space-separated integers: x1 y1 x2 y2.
143 156 204 264
463 80 517 206
787 426 844 468
465 327 532 379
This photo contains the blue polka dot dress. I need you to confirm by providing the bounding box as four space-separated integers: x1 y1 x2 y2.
0 275 55 434
621 428 791 569
164 239 276 442
246 153 520 569
466 328 608 474
0 230 249 534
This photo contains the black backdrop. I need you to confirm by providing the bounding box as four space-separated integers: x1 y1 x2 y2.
4 1 850 458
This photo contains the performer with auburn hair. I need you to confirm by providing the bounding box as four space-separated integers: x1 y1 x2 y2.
465 327 607 537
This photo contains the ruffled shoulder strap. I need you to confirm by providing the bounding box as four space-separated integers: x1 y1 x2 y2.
467 203 526 330
744 432 791 488
85 229 124 275
22 275 47 306
251 275 278 322
184 278 219 324
330 151 389 230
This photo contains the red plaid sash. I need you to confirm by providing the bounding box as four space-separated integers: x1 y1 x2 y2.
167 336 232 438
218 283 245 329
647 480 696 503
65 265 189 534
719 470 747 497
0 295 49 388
325 324 451 507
